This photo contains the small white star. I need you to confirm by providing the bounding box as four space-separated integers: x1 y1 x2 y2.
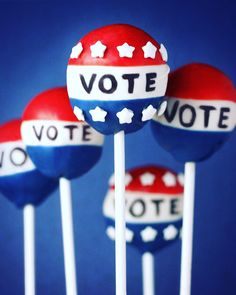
125 228 134 242
178 173 185 186
163 225 178 240
106 226 115 240
142 41 157 59
73 106 85 121
90 41 107 58
162 172 177 187
89 106 107 122
142 105 157 121
70 42 83 58
157 101 167 117
159 43 168 62
109 173 132 186
140 172 156 186
117 43 135 58
116 108 134 124
140 227 158 242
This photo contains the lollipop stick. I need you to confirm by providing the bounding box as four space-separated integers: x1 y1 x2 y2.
142 252 155 295
23 204 35 295
180 162 196 295
59 177 78 295
114 131 127 295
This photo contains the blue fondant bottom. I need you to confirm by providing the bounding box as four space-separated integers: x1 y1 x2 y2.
151 120 232 162
105 216 182 254
26 145 103 180
70 97 164 135
0 169 58 208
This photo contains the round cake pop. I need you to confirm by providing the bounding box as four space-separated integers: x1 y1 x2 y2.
103 165 183 253
67 24 170 135
21 87 104 179
151 63 236 162
0 119 57 207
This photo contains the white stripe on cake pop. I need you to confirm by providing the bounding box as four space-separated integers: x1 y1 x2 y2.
67 64 170 101
142 42 157 59
0 141 35 176
21 120 104 147
70 42 83 59
140 227 158 242
90 41 107 58
89 106 107 122
117 43 135 58
142 105 157 122
116 108 134 124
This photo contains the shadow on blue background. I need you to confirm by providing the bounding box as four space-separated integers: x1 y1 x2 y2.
0 0 235 294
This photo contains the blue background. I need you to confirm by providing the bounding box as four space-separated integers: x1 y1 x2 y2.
0 0 235 294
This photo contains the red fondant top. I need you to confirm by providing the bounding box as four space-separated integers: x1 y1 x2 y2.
0 119 21 143
23 87 80 122
68 24 166 67
110 165 183 195
167 63 236 102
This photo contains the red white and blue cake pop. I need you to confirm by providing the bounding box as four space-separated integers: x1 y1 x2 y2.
0 119 57 207
21 87 104 179
67 24 170 135
103 165 183 253
151 63 236 162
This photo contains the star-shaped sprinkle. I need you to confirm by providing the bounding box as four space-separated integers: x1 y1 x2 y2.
125 228 134 242
89 106 107 122
106 226 115 240
159 43 168 62
140 172 156 186
70 42 83 58
142 105 157 121
142 41 157 59
162 172 176 187
116 108 134 124
163 225 178 240
178 173 185 186
90 41 107 58
157 101 167 117
109 173 132 186
140 227 158 242
117 43 135 58
73 106 85 121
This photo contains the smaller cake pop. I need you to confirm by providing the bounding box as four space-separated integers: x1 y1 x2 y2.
103 165 183 254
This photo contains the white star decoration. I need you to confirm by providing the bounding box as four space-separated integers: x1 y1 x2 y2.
159 43 168 62
117 43 135 58
163 225 178 240
70 42 83 58
142 105 157 121
106 226 115 240
140 227 158 242
140 172 156 186
109 173 132 186
90 41 107 58
125 228 134 242
157 101 167 117
162 172 177 187
178 173 185 186
73 106 85 121
142 41 157 59
89 106 107 122
116 108 134 124
106 226 134 243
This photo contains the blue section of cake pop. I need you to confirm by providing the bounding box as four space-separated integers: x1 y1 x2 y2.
105 216 182 254
26 145 103 180
70 97 164 135
0 169 58 208
151 120 232 162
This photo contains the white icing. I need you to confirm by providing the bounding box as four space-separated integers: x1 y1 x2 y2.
90 41 107 58
117 43 135 58
116 108 134 124
140 172 156 186
140 226 158 242
70 42 83 58
162 172 177 187
89 106 107 122
163 225 178 240
142 41 157 59
142 105 157 121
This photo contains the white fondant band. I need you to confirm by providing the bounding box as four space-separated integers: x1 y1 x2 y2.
67 65 170 101
0 141 35 176
21 120 104 147
103 190 183 224
153 97 236 132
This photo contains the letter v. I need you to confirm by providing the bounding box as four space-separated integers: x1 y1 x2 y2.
80 74 97 94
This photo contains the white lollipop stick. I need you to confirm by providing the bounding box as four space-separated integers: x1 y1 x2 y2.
114 131 127 295
180 162 196 295
59 177 78 295
142 252 155 295
23 204 35 295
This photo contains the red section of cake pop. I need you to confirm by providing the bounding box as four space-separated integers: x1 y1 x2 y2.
167 63 236 102
23 87 80 122
0 119 22 143
68 24 166 67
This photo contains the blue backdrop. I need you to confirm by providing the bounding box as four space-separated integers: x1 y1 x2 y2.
0 1 235 294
